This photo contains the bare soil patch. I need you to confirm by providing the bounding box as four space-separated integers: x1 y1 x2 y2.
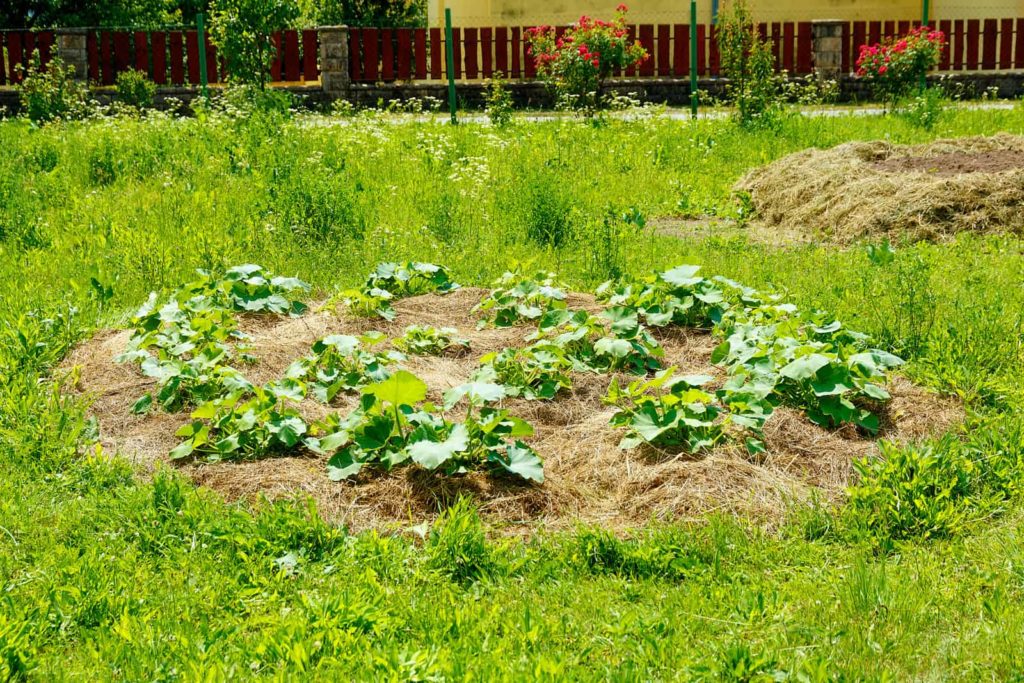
61 290 962 533
738 134 1024 243
870 149 1024 177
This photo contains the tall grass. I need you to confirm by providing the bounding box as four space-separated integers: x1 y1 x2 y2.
1 107 1024 679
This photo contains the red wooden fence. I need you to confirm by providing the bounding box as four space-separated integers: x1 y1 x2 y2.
1 31 56 85
81 29 319 86
349 19 1024 83
349 23 817 82
4 19 1024 90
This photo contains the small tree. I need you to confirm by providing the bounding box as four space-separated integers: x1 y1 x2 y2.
525 4 648 113
209 0 299 89
299 0 426 27
716 0 781 126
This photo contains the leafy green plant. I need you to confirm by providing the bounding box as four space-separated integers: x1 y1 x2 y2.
16 51 91 124
114 68 156 109
528 308 663 375
711 307 903 433
596 264 726 329
309 371 543 483
474 270 567 328
171 380 308 461
214 264 310 315
475 343 574 400
365 262 460 297
392 325 469 355
285 332 402 403
325 287 396 321
604 369 728 453
117 264 308 410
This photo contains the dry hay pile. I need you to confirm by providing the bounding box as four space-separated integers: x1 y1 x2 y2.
738 133 1024 243
61 288 961 533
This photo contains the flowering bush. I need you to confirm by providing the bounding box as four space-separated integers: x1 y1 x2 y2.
526 5 648 111
856 27 945 103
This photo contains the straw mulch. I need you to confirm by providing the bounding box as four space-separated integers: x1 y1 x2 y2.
60 288 962 534
738 133 1024 243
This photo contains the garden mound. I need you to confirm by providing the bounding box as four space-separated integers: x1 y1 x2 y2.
737 134 1024 243
62 288 961 533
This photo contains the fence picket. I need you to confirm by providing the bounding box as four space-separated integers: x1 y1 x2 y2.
696 24 706 75
380 28 395 81
169 31 184 84
396 28 411 80
1016 19 1024 68
673 23 688 77
495 27 508 76
9 33 23 83
303 29 318 81
938 20 951 70
1000 18 1013 69
783 22 795 72
657 24 670 76
152 32 167 84
133 31 148 74
414 28 427 79
464 27 478 79
481 27 493 78
982 18 997 69
966 19 980 69
639 24 655 76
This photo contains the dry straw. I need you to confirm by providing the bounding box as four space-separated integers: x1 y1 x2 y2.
738 133 1024 243
62 289 962 534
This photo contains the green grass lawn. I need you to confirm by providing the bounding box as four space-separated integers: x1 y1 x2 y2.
2 106 1024 680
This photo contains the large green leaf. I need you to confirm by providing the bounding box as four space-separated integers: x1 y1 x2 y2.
365 370 427 406
443 382 506 409
495 442 544 483
780 354 831 381
594 337 633 359
660 265 703 287
327 449 364 481
408 424 470 470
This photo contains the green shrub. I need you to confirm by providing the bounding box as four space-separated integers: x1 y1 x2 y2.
114 68 157 109
16 51 91 124
846 439 978 541
426 498 496 583
485 72 514 127
897 86 948 130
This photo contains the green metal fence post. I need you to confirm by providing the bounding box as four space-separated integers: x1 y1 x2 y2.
689 0 698 118
197 12 209 98
919 0 931 92
444 8 458 124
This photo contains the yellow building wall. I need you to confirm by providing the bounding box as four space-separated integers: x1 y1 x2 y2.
429 0 1024 27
